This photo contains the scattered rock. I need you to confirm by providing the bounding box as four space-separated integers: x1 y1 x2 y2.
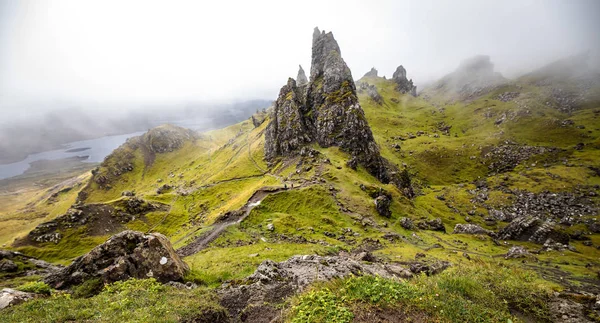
218 254 418 320
549 295 595 323
497 92 519 102
504 246 531 259
400 217 415 230
497 216 569 245
0 288 37 310
165 281 198 290
0 259 18 273
266 223 274 232
482 142 560 173
542 238 575 252
45 230 188 289
408 260 451 276
453 223 493 236
417 218 446 232
157 184 173 194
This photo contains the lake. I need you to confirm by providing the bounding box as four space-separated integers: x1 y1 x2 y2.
0 118 214 180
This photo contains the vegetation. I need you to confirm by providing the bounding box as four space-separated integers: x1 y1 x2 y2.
289 260 558 322
0 70 598 321
0 279 227 323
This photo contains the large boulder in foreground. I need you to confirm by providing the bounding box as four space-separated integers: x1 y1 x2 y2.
45 231 188 289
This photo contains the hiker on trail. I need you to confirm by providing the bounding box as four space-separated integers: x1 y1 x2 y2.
291 183 294 189
284 183 287 189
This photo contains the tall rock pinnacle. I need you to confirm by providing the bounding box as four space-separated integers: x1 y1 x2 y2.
296 65 308 85
265 28 402 186
393 65 417 97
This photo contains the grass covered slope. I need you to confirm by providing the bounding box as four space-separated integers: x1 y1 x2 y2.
1 64 599 321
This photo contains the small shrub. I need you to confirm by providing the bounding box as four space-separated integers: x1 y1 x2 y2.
72 278 104 298
16 281 52 295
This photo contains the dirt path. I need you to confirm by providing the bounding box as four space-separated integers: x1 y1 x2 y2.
176 182 314 257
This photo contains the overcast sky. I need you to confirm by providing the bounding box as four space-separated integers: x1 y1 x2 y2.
0 0 599 119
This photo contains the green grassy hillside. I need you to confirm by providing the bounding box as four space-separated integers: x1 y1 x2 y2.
1 69 599 322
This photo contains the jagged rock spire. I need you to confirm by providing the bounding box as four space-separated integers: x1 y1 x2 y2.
363 67 378 78
266 28 397 185
296 65 308 85
310 27 342 81
393 65 417 97
264 78 312 160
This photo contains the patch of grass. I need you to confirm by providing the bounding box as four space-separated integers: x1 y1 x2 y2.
71 278 104 298
185 242 327 287
288 259 558 323
16 281 52 295
0 278 228 323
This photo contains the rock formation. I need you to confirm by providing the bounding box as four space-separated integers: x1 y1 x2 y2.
0 249 61 278
19 199 165 246
392 65 417 96
497 216 569 244
218 254 448 321
265 27 396 185
363 67 378 78
357 81 383 104
296 65 308 85
453 223 493 236
45 230 188 289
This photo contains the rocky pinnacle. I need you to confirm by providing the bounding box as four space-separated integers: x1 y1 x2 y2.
296 65 308 85
266 27 406 187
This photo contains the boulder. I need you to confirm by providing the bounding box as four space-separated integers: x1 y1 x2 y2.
374 195 392 217
504 246 530 259
497 216 569 244
0 289 36 310
45 231 188 289
417 218 446 232
0 259 18 273
400 217 415 230
453 223 493 236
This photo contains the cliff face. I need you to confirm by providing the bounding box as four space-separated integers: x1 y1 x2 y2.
265 28 391 184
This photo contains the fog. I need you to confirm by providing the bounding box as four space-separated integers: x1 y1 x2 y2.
0 0 599 158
